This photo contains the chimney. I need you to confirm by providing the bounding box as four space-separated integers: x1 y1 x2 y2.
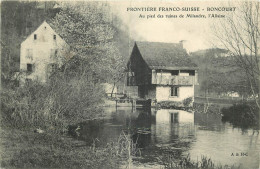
179 40 186 49
179 40 190 53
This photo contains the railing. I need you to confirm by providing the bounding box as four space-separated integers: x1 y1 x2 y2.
152 75 196 85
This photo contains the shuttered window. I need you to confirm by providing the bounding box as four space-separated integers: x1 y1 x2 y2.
170 86 179 97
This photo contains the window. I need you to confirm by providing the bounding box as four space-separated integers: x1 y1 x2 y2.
27 64 33 72
49 64 58 73
170 86 178 97
53 35 56 40
170 112 179 123
50 49 58 58
25 78 32 84
171 70 179 76
26 49 33 59
34 34 37 40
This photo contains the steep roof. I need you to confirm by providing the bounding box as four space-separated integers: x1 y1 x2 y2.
21 21 67 46
135 41 198 70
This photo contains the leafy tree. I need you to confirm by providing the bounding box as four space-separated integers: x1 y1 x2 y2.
191 48 248 97
50 2 125 86
213 1 260 109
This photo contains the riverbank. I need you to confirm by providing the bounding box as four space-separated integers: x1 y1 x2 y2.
0 127 128 169
2 108 255 169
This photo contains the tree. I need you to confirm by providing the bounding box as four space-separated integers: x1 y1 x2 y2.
50 2 125 85
213 1 260 109
191 48 248 97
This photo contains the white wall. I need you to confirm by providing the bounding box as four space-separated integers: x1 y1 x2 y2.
151 109 194 143
156 85 194 102
102 83 117 94
20 21 69 84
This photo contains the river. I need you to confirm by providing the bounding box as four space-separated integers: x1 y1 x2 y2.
73 107 260 169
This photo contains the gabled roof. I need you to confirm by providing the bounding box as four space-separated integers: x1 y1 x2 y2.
135 41 198 70
21 21 67 46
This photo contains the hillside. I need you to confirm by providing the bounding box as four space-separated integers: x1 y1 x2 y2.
190 48 248 97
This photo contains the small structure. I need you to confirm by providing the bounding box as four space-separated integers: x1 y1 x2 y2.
101 83 118 97
127 41 198 104
20 21 69 84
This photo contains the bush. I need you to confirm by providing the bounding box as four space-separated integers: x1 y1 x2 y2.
221 104 259 128
1 75 104 133
161 154 240 169
1 129 138 169
183 97 193 108
158 101 183 109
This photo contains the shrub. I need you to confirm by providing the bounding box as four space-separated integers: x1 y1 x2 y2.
221 104 259 128
158 101 183 109
1 75 104 133
183 97 193 108
1 129 138 169
161 154 240 169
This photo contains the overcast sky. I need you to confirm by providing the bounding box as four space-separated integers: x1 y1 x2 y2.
110 1 240 52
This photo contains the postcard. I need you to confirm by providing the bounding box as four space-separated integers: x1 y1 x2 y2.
1 0 259 169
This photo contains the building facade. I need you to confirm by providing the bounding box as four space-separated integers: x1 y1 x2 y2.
20 21 69 84
127 41 198 103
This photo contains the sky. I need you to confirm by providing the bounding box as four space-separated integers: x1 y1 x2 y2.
110 1 241 52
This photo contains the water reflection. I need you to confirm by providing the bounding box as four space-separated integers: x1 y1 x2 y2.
151 109 194 144
73 107 260 168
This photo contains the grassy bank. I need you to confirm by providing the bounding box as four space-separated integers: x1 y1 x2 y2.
193 102 230 114
0 127 137 169
161 154 240 169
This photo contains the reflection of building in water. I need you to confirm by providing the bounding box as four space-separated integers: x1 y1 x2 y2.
151 109 194 144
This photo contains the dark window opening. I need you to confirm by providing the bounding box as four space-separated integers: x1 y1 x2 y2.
171 113 174 123
27 64 33 72
53 35 56 40
49 64 58 73
26 49 33 59
34 34 37 40
171 70 179 76
174 113 179 123
50 49 58 58
170 86 178 97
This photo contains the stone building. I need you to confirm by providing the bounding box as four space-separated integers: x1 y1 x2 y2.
20 21 69 84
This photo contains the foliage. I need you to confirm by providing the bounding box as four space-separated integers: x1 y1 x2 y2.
158 98 193 109
221 104 259 129
193 102 223 114
190 48 248 97
1 128 138 169
158 101 184 109
212 1 260 109
1 75 104 133
50 2 126 84
183 97 193 108
161 154 240 169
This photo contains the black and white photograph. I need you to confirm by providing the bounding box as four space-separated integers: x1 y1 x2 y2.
1 0 260 168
